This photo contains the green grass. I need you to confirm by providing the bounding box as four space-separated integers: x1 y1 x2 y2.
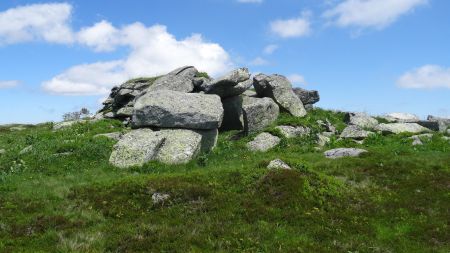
0 109 449 252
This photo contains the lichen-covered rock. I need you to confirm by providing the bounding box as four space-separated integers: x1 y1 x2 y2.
375 123 430 134
155 129 203 165
340 125 373 140
317 119 337 134
247 133 280 152
146 66 198 93
132 90 223 130
152 193 170 204
324 148 368 159
276 125 310 138
202 68 252 98
221 95 279 134
267 159 291 170
383 113 420 123
253 74 306 117
109 129 165 168
344 112 378 129
19 145 33 155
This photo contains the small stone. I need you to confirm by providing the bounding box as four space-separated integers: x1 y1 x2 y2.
276 125 310 138
152 193 170 204
267 159 291 170
247 133 280 152
19 145 33 155
340 125 373 140
324 148 368 159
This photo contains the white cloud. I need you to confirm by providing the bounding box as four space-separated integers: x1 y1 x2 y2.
237 0 263 3
397 65 450 89
263 44 278 55
270 11 311 38
250 57 269 66
0 3 73 45
323 0 428 30
287 74 306 85
0 80 20 89
44 22 232 95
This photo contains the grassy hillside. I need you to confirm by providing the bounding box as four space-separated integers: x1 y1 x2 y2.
0 109 449 252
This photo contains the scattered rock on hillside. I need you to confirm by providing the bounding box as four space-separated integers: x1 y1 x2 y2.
94 132 124 141
292 88 320 108
324 148 367 159
316 133 331 147
109 129 165 168
317 119 337 134
253 74 307 117
132 90 223 130
19 145 33 155
247 132 280 152
221 95 279 134
53 120 89 130
276 125 310 138
147 66 198 93
383 113 420 123
344 112 378 129
202 68 253 98
267 159 291 170
375 123 430 134
409 134 433 146
152 193 170 205
340 125 373 140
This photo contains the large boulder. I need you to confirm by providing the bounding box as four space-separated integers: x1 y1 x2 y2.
247 132 280 152
221 95 279 134
292 88 320 107
344 112 378 129
340 125 373 140
109 129 165 168
155 129 205 165
374 123 430 134
202 68 252 98
132 90 224 130
427 115 450 132
253 74 307 117
324 148 368 159
146 66 198 93
383 113 420 123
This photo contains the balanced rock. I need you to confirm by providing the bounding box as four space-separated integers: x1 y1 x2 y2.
324 148 367 159
253 74 307 117
292 88 320 107
344 112 378 129
202 68 252 98
147 66 198 93
276 125 310 138
247 132 280 152
132 90 223 130
375 123 430 134
109 129 165 168
340 125 373 140
221 95 279 134
267 159 291 170
383 113 420 123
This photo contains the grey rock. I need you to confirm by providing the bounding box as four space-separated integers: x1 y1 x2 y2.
340 125 373 140
155 129 203 165
276 125 310 138
109 129 165 168
292 88 320 105
116 106 134 118
247 133 280 152
152 193 170 204
104 112 115 118
19 145 33 155
220 95 279 134
242 90 257 97
324 148 368 159
94 132 124 141
196 128 219 154
375 123 430 134
267 159 291 170
317 119 337 133
383 113 420 123
316 133 331 147
53 120 89 130
132 90 223 130
409 134 433 146
203 68 252 98
147 66 197 93
427 115 450 132
253 74 306 117
415 121 440 132
344 112 378 129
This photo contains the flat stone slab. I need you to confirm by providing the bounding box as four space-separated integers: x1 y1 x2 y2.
247 132 280 152
324 148 368 159
132 90 224 130
375 123 430 134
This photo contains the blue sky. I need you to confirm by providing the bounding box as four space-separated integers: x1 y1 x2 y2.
0 0 449 124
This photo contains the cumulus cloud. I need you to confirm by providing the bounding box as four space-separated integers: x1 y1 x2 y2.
0 3 73 45
270 11 311 38
263 44 278 55
237 0 263 3
44 22 232 95
323 0 428 30
287 74 306 85
0 80 20 89
397 65 450 89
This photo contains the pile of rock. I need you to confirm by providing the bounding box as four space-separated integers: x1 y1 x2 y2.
95 66 313 168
